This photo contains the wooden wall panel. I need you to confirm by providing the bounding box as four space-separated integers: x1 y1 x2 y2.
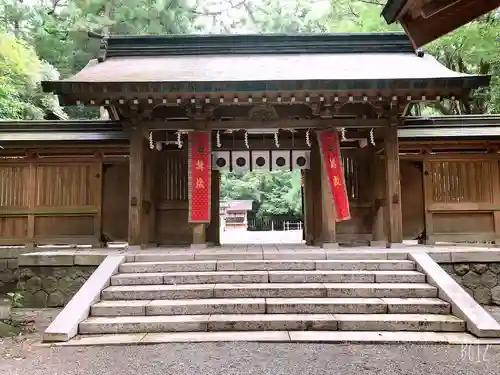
337 153 372 242
401 161 425 239
0 154 103 246
101 163 129 241
34 215 95 237
0 216 28 244
433 213 494 235
0 165 30 208
36 164 97 207
156 209 192 245
155 149 191 245
430 160 492 203
423 157 499 243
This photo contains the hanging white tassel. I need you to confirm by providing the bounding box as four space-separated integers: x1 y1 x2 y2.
244 131 249 149
216 130 221 148
341 128 347 142
176 131 182 149
274 132 280 148
370 128 375 146
305 129 311 147
148 132 154 150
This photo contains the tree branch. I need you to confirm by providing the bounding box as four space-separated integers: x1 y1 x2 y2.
357 0 385 6
191 0 247 16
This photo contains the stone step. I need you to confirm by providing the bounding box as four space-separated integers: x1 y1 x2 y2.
267 270 425 283
90 297 450 316
266 297 450 314
101 283 437 300
333 314 465 332
68 331 484 346
111 271 269 286
311 260 415 271
120 261 217 273
92 298 266 316
119 259 415 273
78 313 464 334
110 270 425 286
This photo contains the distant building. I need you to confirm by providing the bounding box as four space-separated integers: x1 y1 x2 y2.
220 200 253 231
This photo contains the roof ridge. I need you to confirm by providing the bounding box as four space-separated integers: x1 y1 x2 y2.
93 32 415 61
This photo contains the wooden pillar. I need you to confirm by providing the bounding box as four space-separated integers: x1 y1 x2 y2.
311 136 323 246
303 169 315 245
491 159 500 244
206 170 221 246
26 151 36 248
314 133 338 248
371 154 386 246
94 153 104 247
422 157 435 244
142 147 156 247
384 124 403 246
128 124 145 248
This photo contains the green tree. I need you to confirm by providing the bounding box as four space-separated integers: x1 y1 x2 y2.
221 170 302 218
0 31 63 119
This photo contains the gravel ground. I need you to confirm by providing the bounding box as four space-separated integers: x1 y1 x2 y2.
1 307 500 375
1 341 500 375
1 305 500 375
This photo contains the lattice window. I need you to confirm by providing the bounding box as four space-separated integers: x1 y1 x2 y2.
430 160 493 203
159 151 188 201
341 155 370 201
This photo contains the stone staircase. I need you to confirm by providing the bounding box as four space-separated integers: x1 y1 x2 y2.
77 256 466 336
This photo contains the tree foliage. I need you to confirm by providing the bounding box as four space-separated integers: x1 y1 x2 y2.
221 170 302 218
0 30 63 119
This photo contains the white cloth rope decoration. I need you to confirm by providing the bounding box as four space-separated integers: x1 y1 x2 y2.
148 132 154 150
244 131 249 149
176 131 182 148
305 129 311 147
341 128 347 142
216 130 221 148
274 132 280 148
370 128 375 146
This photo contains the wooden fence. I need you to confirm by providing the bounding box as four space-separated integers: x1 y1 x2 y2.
423 156 500 243
0 157 102 246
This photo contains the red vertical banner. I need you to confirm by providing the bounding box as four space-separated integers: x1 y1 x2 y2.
188 131 211 223
317 130 351 221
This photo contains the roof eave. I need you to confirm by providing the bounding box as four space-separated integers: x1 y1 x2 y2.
41 75 491 103
382 0 407 24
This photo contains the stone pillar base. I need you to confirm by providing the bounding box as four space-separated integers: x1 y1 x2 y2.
387 242 406 249
190 243 208 249
322 242 339 249
127 245 142 251
369 240 387 248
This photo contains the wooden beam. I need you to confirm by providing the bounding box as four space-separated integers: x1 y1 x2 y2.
145 118 388 131
128 124 145 247
384 120 404 246
401 0 500 47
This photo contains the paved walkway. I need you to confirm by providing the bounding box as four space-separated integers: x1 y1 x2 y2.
220 230 304 244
